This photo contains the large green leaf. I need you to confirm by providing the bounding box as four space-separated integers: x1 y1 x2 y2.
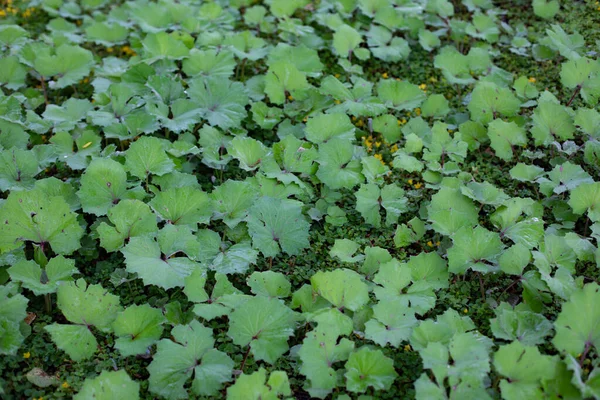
553 283 600 356
112 304 166 357
8 256 78 295
247 197 310 257
148 320 234 399
187 78 249 129
0 189 84 255
311 269 369 312
97 199 157 252
75 370 140 400
228 296 298 364
448 225 504 274
345 347 398 393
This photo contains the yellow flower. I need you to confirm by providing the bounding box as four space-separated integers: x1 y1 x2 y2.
351 116 356 121
429 77 437 83
334 99 341 104
0 10 6 17
415 108 421 116
463 308 468 314
356 119 364 127
407 179 413 185
382 72 388 79
62 382 70 389
427 241 433 247
375 141 381 148
401 118 407 124
528 77 536 83
436 241 441 246
414 182 422 189
23 352 31 359
334 73 340 78
302 116 308 122
404 344 412 352
390 144 399 153
374 153 383 161
287 94 293 101
106 47 114 53
419 83 427 90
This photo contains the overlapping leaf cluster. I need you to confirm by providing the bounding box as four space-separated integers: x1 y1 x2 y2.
0 0 600 399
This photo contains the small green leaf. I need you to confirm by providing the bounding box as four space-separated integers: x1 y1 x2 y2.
97 200 157 252
247 271 291 298
490 303 553 346
311 269 369 311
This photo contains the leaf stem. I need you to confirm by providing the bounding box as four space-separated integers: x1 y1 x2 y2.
238 346 251 377
566 85 581 107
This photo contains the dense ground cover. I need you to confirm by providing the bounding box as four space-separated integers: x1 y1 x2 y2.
1 0 600 398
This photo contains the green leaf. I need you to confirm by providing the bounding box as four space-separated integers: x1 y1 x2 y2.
247 271 291 298
182 49 236 79
494 341 556 400
26 44 94 88
460 181 510 206
333 24 362 58
487 119 528 161
85 21 129 45
377 79 426 110
227 136 269 171
149 187 212 228
305 113 355 144
75 370 140 400
0 56 27 90
247 197 310 258
298 329 355 399
560 57 600 106
0 147 39 192
365 299 418 347
148 320 234 399
121 225 202 290
569 182 600 222
141 32 190 63
264 61 310 105
533 0 559 19
509 163 545 182
356 183 408 227
44 324 98 362
490 303 553 346
56 278 122 329
553 283 600 356
8 255 78 295
187 78 249 129
468 82 521 124
211 180 257 228
0 189 84 255
0 287 28 355
311 269 369 311
427 187 479 236
228 296 298 364
77 158 131 216
316 138 364 189
448 226 503 274
345 347 398 393
530 101 575 146
97 200 157 252
227 368 291 400
329 239 364 263
125 136 174 179
499 244 531 275
112 304 165 357
538 161 593 196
